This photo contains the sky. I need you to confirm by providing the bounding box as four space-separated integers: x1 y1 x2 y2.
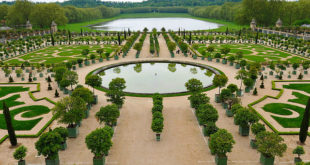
0 0 145 2
0 0 299 2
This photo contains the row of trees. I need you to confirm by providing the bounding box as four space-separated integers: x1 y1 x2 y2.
189 0 310 27
0 0 119 28
151 94 164 141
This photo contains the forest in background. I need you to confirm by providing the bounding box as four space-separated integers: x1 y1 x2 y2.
0 0 310 29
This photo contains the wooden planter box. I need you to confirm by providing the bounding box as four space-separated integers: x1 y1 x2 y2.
93 156 105 165
250 139 257 149
239 125 249 136
68 125 79 138
45 154 59 165
235 63 240 69
156 134 161 141
226 109 233 117
260 154 274 165
215 155 227 165
18 160 26 165
60 141 67 150
215 94 221 103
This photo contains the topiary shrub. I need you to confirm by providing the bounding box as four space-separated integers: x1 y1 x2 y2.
13 145 27 164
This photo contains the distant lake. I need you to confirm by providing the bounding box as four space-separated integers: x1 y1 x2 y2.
91 17 221 31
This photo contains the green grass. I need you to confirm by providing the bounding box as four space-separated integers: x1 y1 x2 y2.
4 45 119 65
263 103 306 128
288 92 309 106
0 105 50 130
197 43 292 63
283 83 310 94
0 86 29 97
59 13 246 32
0 95 25 110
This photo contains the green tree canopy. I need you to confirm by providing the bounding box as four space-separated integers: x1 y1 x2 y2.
96 104 120 127
209 129 235 157
185 78 203 94
256 131 287 158
35 131 62 160
52 96 86 127
85 128 113 159
71 87 94 104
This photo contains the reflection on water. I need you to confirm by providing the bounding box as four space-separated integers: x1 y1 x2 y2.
91 18 221 31
98 62 215 94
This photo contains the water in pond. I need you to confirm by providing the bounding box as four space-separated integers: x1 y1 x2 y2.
98 62 216 94
91 18 221 31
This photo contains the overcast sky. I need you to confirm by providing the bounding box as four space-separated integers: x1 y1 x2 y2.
0 0 298 2
0 0 144 2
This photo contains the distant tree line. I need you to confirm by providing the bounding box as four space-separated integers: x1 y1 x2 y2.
120 7 188 14
0 0 120 28
60 0 242 8
189 0 310 27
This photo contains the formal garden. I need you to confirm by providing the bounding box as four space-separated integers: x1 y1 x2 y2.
1 1 310 163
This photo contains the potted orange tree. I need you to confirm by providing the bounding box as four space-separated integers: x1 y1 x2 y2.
35 131 63 165
235 108 258 136
52 96 86 138
256 131 287 165
85 128 113 165
209 129 235 165
13 145 27 165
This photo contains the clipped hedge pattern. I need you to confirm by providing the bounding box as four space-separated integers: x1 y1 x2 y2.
0 83 56 144
248 80 310 136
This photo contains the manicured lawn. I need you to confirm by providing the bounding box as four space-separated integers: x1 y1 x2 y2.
0 95 25 110
0 105 50 130
288 92 309 106
197 44 293 63
59 13 246 32
0 86 29 97
263 103 306 128
4 44 119 65
283 83 310 94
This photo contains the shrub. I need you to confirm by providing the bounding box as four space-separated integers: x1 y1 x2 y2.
256 131 287 158
85 128 113 158
152 103 163 113
185 78 203 94
52 96 86 127
152 111 163 120
293 146 305 158
253 88 258 95
71 87 94 105
235 108 258 127
251 123 266 136
188 93 210 110
55 89 59 97
231 104 243 114
13 145 27 161
35 131 62 160
85 75 102 94
197 104 218 124
151 118 164 133
53 127 68 144
96 104 120 127
209 129 235 157
204 122 218 137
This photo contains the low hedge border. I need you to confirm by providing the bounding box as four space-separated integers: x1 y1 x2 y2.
248 80 310 136
86 60 225 97
0 82 56 144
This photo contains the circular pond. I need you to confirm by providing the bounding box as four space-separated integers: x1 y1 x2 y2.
91 17 221 31
95 62 219 95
